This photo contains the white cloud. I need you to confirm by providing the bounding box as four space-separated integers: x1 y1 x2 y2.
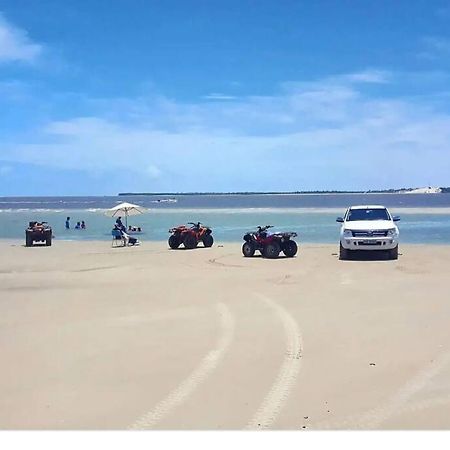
3 69 450 190
203 93 237 101
146 165 162 179
0 13 42 63
342 69 391 84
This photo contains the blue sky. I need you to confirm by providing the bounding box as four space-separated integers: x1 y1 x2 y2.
1 0 450 195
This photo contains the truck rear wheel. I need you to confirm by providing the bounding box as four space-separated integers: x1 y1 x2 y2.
25 234 33 247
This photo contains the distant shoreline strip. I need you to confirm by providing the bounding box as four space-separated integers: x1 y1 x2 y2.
3 207 450 214
119 190 449 196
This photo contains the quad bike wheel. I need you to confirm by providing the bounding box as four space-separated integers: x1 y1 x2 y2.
242 241 256 257
282 240 298 257
168 235 181 249
183 233 198 249
263 242 281 259
202 234 214 248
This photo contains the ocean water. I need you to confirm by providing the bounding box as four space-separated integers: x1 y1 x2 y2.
1 194 450 244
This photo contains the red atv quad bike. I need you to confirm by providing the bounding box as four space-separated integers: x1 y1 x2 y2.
242 225 298 259
168 222 214 249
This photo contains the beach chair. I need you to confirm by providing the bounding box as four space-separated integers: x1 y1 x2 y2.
111 229 125 247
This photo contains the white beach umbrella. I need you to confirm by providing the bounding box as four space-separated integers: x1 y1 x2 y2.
106 202 146 228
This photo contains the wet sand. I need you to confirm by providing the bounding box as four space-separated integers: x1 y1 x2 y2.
1 240 450 430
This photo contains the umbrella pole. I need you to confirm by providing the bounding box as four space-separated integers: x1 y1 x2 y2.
125 212 128 229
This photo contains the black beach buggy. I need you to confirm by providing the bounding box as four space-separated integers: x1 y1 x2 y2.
25 221 53 247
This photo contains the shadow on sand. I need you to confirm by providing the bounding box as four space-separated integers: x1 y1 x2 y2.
242 254 297 260
169 246 211 251
22 243 52 248
334 250 402 262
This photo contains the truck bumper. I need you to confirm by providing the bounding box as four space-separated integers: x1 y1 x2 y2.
341 237 398 251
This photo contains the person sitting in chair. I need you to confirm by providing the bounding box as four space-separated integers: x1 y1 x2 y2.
116 217 126 232
113 224 129 245
113 224 139 246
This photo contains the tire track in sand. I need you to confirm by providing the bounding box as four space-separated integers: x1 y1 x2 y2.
129 303 235 430
342 351 450 430
314 351 450 430
246 293 303 430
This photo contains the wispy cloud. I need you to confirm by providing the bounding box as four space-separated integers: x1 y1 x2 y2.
418 36 450 60
341 69 391 84
0 13 42 63
2 69 450 191
203 93 237 101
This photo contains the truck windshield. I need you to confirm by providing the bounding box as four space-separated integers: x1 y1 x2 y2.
347 209 390 221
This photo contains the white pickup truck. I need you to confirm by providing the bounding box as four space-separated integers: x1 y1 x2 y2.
336 205 400 260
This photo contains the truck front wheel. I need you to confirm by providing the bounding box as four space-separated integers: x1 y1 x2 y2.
339 243 349 260
389 245 399 260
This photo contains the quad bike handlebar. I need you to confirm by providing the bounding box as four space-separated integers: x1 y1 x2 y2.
244 225 273 235
273 231 298 238
246 226 297 239
169 223 211 233
188 222 212 230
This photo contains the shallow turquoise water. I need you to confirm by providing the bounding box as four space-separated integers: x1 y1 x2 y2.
2 209 450 244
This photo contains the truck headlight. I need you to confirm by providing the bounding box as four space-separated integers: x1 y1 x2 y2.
343 229 353 238
387 228 398 237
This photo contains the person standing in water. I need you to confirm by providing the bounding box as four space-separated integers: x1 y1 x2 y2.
81 221 86 229
65 217 71 229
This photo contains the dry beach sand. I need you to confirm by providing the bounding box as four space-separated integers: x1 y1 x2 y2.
1 240 450 430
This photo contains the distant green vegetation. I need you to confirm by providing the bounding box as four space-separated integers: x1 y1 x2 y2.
119 191 365 196
119 188 450 196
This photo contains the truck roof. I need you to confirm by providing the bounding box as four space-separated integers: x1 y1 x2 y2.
349 205 388 210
